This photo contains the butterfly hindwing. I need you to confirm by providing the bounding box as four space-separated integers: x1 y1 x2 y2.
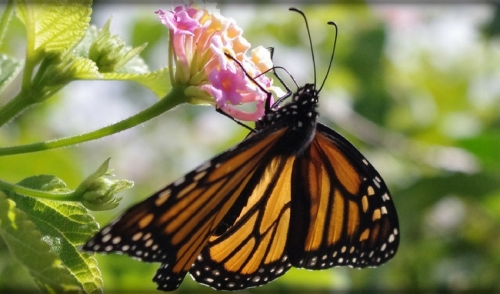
190 155 296 290
293 123 399 270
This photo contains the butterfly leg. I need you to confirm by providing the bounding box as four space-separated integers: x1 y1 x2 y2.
215 107 255 132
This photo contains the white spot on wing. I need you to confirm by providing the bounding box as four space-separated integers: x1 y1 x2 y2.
101 226 112 235
174 177 185 186
101 234 111 243
195 162 211 172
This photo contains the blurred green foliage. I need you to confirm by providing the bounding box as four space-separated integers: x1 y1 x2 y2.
1 3 500 293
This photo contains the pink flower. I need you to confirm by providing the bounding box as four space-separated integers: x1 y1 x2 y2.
206 67 246 106
156 4 281 122
156 7 199 36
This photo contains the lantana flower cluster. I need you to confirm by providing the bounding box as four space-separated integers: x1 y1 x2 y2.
156 4 282 121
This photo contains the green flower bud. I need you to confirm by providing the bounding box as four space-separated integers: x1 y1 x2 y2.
75 158 133 211
88 17 146 73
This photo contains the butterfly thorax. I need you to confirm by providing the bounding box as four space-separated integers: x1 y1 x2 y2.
255 83 319 155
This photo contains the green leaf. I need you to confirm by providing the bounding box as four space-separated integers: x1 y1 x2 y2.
4 175 102 293
68 55 101 80
15 0 92 57
102 67 170 98
43 51 101 82
0 53 22 93
0 191 81 292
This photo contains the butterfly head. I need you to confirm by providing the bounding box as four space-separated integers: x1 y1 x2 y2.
293 83 319 104
254 8 337 132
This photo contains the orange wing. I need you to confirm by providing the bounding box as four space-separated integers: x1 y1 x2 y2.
83 128 286 291
189 123 399 290
190 155 296 290
293 123 399 270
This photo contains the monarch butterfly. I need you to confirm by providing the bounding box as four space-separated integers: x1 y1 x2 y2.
83 8 399 292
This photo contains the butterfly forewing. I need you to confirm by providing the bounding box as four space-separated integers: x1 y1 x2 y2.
83 128 287 291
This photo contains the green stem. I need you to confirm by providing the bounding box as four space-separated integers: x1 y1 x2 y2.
0 0 14 47
0 89 33 127
0 1 34 127
0 56 66 127
0 178 76 201
0 85 186 156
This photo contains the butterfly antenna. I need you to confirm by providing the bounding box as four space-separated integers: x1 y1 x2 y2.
318 21 338 92
289 8 317 87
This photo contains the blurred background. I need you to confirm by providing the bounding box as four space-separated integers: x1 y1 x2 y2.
1 2 500 292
